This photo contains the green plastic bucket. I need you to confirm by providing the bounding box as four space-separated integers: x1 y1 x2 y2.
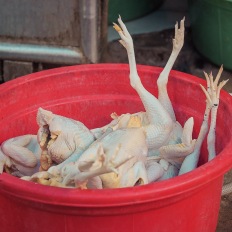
108 0 163 23
189 0 232 70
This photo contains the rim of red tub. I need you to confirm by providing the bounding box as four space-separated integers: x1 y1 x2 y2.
0 64 231 209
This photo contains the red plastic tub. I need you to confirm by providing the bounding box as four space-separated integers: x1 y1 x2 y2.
0 64 232 232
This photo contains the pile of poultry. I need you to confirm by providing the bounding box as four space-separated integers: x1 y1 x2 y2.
0 17 227 189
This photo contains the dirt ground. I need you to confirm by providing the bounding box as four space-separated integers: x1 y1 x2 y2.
103 28 232 231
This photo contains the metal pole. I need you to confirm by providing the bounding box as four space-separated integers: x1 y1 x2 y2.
79 0 98 63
